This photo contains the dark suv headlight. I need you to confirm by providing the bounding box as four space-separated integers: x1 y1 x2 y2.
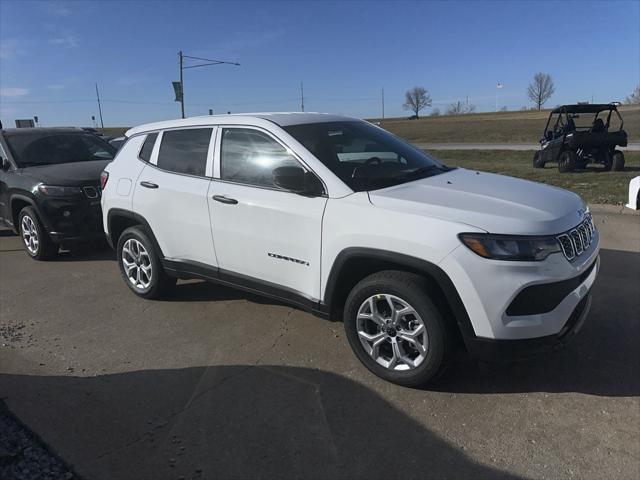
458 233 561 261
37 185 83 197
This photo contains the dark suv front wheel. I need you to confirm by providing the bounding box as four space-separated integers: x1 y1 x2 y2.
343 271 450 387
18 207 58 260
117 226 176 299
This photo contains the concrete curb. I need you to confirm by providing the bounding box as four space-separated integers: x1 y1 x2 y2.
588 204 639 216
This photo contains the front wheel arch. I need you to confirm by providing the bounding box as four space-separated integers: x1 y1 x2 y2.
323 248 472 344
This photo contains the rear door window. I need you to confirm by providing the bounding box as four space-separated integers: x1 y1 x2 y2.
157 128 212 176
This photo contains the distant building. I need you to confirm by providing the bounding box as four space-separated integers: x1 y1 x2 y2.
15 119 35 128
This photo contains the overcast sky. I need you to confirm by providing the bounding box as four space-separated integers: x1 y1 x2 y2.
1 0 638 127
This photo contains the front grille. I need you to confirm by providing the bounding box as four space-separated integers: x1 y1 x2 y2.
557 214 596 261
83 186 100 199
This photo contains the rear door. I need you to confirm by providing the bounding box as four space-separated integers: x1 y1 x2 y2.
133 127 218 267
208 126 327 301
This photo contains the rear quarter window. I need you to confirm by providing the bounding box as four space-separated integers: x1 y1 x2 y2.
138 133 158 162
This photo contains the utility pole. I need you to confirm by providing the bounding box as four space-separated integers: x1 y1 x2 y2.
381 87 385 119
179 51 185 119
300 82 305 112
95 82 104 128
176 51 239 119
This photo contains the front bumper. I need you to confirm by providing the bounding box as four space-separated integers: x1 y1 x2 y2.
463 293 591 361
36 195 104 244
439 229 599 359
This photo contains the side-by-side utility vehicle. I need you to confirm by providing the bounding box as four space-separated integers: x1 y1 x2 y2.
533 103 627 173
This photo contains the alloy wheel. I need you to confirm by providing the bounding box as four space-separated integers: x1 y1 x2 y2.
356 294 429 371
121 238 152 290
21 215 39 255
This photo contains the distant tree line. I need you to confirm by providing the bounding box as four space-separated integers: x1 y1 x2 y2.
401 73 640 116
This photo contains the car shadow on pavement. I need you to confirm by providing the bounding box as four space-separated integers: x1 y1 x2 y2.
430 248 640 397
0 366 523 480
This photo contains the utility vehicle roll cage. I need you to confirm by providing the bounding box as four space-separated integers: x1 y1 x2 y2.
542 104 624 142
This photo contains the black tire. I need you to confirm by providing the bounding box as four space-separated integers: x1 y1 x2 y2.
601 149 613 171
343 270 450 387
18 207 58 260
532 151 545 169
612 150 625 171
116 226 176 299
558 150 577 173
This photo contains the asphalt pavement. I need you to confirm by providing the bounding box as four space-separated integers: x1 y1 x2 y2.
0 207 638 480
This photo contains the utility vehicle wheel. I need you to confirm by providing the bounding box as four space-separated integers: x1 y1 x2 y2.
18 207 58 260
343 271 450 387
117 226 176 299
612 150 625 171
532 151 545 168
601 150 613 171
558 151 577 173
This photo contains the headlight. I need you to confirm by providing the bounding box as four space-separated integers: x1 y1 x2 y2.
458 233 561 261
37 185 83 196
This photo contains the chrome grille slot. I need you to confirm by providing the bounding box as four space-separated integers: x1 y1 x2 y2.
578 224 589 246
557 234 575 260
570 230 583 254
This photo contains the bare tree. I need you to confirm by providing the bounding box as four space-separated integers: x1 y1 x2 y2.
403 86 432 118
527 73 555 109
430 107 440 116
625 85 640 104
446 100 476 115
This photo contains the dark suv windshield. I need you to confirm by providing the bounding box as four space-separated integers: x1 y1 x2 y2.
4 131 116 168
283 121 452 191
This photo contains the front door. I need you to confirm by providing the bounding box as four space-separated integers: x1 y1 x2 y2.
209 127 327 301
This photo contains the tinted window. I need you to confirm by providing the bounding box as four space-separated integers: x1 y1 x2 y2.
157 128 212 176
138 133 157 161
284 121 451 192
4 132 116 168
220 128 300 188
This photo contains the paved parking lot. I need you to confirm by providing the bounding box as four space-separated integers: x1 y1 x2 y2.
1 208 638 480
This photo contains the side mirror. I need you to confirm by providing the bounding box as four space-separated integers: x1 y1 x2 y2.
273 166 324 196
0 156 10 171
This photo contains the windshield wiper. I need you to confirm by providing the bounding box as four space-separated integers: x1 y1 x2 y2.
401 165 448 180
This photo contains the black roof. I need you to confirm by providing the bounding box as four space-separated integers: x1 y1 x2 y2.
551 104 618 114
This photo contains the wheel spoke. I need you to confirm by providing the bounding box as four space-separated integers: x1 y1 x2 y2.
358 330 387 343
122 258 136 273
399 333 425 355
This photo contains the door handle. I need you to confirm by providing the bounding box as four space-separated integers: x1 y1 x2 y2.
212 195 238 205
140 181 159 189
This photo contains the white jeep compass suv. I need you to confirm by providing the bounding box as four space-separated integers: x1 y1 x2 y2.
101 113 599 386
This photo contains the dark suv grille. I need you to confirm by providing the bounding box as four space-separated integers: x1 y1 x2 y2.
556 214 596 261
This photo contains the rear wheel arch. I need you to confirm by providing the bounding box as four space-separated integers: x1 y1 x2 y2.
107 208 164 258
323 248 472 343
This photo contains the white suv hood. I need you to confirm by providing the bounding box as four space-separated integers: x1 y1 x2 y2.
368 168 586 235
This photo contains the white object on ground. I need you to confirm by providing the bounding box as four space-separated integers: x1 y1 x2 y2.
626 176 640 210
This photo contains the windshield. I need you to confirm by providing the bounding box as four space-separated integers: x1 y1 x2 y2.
4 131 116 168
283 121 452 191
